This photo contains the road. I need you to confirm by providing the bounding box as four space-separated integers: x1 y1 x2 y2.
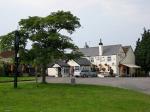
43 77 150 95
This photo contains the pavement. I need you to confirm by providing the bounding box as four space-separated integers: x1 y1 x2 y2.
43 77 150 95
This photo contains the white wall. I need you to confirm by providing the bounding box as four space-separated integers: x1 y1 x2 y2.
116 47 126 74
48 68 58 77
85 47 126 75
84 55 118 74
85 56 100 65
100 55 118 74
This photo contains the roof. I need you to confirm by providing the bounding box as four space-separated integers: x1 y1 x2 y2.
122 46 130 54
0 51 15 58
74 58 91 66
79 44 121 56
48 60 70 68
56 61 70 67
122 64 141 68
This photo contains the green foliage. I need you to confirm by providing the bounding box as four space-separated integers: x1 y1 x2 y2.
0 30 28 52
135 28 150 74
65 51 83 60
19 11 81 64
0 10 81 83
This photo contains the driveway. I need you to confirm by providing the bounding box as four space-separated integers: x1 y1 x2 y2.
44 77 150 95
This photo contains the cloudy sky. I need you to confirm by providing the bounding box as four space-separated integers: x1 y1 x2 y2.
0 0 150 49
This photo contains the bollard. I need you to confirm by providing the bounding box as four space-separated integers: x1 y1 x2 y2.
71 77 76 85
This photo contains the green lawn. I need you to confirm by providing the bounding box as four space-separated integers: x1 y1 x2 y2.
0 76 35 82
0 83 150 112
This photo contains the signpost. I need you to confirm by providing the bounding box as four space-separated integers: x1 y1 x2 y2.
14 30 20 88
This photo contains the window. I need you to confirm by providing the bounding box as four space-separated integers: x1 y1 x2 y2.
112 63 115 66
90 57 94 62
107 56 111 61
82 66 87 70
64 68 69 73
101 57 105 62
96 56 100 60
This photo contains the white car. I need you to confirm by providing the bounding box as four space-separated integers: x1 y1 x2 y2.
74 71 81 77
97 74 104 78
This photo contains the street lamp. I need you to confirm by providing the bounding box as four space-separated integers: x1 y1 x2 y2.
14 30 20 88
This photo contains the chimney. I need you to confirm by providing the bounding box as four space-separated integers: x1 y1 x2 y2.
99 38 103 56
84 42 89 48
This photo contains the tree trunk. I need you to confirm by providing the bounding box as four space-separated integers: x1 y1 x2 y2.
35 66 38 85
42 65 47 83
145 70 149 77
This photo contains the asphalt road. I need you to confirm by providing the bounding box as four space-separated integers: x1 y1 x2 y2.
43 77 150 95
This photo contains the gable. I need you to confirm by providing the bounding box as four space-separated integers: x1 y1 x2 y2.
53 64 60 68
117 47 126 59
121 47 135 64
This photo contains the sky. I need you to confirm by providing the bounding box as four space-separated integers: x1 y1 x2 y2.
0 0 150 49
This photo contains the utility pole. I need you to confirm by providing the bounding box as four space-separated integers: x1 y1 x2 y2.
14 30 20 88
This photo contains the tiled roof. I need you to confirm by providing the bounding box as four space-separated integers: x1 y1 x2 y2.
79 44 121 56
0 51 15 58
74 58 91 66
48 60 70 68
56 60 70 67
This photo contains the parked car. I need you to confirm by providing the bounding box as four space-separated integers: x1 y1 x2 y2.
97 74 104 78
74 70 97 77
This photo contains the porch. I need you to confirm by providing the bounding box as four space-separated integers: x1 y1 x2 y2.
119 64 141 77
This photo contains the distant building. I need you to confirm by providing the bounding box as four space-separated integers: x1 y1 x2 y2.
67 58 91 73
47 60 70 77
48 58 92 77
0 51 14 63
79 39 140 76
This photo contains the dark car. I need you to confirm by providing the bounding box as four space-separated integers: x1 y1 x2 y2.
79 70 97 77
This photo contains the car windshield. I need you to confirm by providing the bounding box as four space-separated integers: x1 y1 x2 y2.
81 70 89 72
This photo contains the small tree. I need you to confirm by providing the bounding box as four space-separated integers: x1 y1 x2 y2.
0 10 81 83
135 28 150 75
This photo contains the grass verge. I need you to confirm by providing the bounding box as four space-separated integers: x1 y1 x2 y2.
0 77 35 82
0 83 150 112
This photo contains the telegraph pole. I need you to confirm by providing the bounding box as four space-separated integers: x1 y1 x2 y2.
14 30 20 88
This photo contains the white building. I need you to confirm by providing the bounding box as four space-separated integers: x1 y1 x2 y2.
67 58 91 73
47 61 70 77
48 58 91 77
79 39 140 76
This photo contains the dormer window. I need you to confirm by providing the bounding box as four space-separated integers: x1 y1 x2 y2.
101 57 105 62
107 56 111 61
90 57 94 62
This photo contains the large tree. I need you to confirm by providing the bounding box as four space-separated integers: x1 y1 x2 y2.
0 11 82 83
135 28 150 75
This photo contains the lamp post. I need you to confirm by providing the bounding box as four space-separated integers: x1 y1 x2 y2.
14 30 20 88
